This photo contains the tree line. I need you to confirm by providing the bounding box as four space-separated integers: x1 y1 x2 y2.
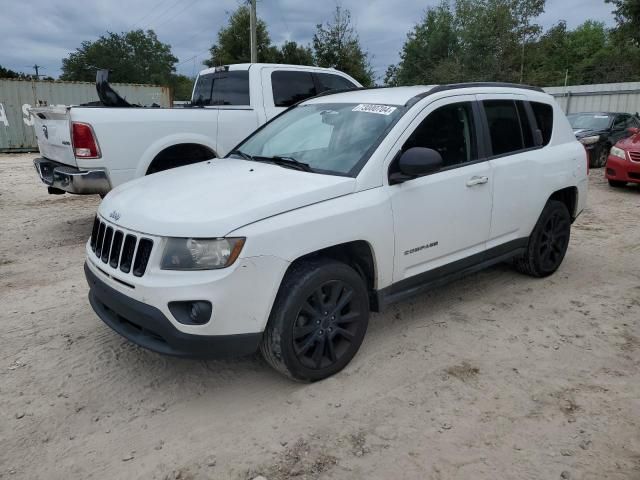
385 0 640 87
1 0 638 99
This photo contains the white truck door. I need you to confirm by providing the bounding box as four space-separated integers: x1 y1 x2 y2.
387 96 493 283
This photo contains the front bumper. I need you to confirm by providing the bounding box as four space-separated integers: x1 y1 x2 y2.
606 155 640 183
85 262 263 358
34 157 111 195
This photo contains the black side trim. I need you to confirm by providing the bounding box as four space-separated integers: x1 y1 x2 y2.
376 238 528 308
85 263 262 359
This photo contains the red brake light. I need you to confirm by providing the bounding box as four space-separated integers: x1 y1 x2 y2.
72 122 101 159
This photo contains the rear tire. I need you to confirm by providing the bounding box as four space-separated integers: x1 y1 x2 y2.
592 144 610 168
260 259 369 382
514 200 571 278
608 180 626 188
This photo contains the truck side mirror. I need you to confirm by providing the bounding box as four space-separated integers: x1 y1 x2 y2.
389 147 443 185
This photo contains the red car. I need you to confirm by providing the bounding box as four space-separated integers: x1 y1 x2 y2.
606 127 640 187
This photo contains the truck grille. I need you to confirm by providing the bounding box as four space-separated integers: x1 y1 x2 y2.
629 151 640 163
90 216 154 277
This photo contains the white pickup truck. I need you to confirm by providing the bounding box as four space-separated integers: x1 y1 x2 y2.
31 64 360 196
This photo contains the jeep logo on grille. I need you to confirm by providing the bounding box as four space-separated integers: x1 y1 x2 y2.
109 210 121 221
42 125 48 139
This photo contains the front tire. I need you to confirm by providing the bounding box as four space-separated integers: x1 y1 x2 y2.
591 144 610 168
608 180 626 188
261 259 369 382
514 200 571 278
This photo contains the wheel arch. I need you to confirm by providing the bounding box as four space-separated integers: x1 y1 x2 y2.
146 142 217 175
134 133 218 177
549 186 578 220
283 240 380 311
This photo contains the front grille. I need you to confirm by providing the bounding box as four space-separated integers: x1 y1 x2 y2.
90 217 154 277
629 151 640 163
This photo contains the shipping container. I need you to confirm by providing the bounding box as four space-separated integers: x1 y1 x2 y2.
0 79 170 152
544 82 640 115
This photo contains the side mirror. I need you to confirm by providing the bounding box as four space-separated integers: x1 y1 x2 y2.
627 127 639 136
390 147 443 184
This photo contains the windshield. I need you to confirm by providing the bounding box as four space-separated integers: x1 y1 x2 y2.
231 103 403 176
568 114 611 131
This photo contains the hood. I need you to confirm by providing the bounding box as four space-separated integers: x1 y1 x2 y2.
615 132 640 152
99 158 356 237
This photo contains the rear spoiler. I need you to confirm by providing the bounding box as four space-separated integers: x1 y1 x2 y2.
95 69 138 108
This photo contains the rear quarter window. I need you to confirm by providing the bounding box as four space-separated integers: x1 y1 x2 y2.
191 71 250 106
272 71 317 107
530 102 554 146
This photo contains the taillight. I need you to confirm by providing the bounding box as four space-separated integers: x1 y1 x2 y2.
71 122 101 159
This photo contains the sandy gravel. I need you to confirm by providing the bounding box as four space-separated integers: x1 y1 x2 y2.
1 153 639 480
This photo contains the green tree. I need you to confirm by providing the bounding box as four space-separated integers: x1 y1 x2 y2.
275 41 314 65
168 74 195 101
312 6 375 86
0 65 30 79
204 6 276 66
606 0 640 45
388 0 545 86
388 1 458 85
60 30 177 85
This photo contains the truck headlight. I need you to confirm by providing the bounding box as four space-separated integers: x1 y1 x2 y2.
161 237 245 270
610 146 626 160
579 135 600 146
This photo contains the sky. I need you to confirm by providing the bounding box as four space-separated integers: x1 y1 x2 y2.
0 0 617 82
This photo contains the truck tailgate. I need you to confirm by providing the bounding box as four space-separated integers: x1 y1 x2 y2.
30 106 77 167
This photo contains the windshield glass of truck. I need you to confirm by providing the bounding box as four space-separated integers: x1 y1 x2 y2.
233 103 402 176
567 114 611 131
192 70 250 106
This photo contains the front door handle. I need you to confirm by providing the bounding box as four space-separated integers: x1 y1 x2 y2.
466 176 489 187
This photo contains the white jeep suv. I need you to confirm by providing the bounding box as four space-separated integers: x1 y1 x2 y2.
85 83 588 381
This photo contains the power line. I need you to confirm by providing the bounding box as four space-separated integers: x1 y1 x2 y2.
129 0 173 29
140 0 190 30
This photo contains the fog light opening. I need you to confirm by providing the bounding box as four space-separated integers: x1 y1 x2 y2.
169 301 212 325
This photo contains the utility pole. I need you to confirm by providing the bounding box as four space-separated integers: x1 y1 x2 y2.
249 0 257 63
32 64 42 78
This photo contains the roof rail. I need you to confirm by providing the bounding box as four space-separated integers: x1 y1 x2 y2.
405 81 545 107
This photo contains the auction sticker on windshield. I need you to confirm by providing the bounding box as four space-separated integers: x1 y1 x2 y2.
352 104 397 115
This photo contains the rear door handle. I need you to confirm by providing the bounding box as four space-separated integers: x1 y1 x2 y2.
466 176 489 187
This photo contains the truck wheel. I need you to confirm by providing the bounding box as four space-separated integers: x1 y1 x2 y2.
261 259 369 382
513 200 571 278
596 144 610 168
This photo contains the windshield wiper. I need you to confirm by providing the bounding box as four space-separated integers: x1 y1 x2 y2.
253 155 314 172
229 149 255 161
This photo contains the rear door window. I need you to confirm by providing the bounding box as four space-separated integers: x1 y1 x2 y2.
192 71 250 106
315 73 357 93
272 71 317 107
483 100 533 156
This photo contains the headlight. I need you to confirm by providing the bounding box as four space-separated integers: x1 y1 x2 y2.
610 146 626 160
161 237 245 270
579 135 600 145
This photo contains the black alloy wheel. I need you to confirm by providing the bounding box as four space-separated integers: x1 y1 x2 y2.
514 200 571 278
261 260 369 382
537 208 571 272
292 279 361 370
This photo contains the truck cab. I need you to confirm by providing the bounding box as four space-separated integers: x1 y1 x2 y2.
31 63 360 196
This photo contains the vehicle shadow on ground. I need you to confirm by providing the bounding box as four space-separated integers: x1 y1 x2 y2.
89 260 524 395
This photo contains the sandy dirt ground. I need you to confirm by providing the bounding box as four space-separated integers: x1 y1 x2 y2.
1 153 639 480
